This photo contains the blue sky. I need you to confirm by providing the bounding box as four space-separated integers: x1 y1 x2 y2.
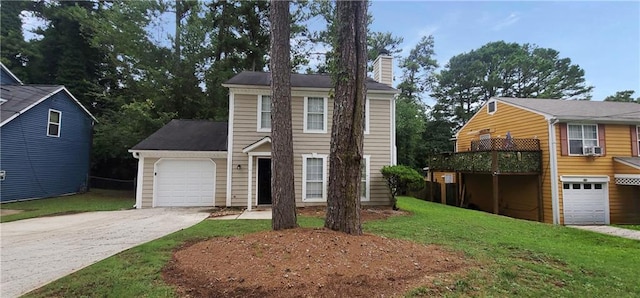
366 1 640 103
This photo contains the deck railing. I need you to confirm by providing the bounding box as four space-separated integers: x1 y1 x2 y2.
429 138 542 174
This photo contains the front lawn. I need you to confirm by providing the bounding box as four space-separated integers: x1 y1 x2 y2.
24 197 640 297
0 189 134 223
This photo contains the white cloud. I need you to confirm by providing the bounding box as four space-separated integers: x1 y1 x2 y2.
492 12 520 31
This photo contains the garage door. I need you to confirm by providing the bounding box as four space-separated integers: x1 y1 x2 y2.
562 182 607 225
155 159 215 207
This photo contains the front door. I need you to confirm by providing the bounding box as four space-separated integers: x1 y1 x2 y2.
257 158 272 205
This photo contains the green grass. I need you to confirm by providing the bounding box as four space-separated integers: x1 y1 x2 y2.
614 225 640 231
1 189 134 222
24 197 640 297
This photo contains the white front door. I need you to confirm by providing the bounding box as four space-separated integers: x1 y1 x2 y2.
562 182 608 225
155 159 215 207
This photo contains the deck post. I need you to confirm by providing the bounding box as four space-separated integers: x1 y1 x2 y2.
492 151 499 214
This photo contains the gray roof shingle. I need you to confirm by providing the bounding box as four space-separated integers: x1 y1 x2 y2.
0 85 64 123
131 119 228 151
497 97 640 123
223 71 397 92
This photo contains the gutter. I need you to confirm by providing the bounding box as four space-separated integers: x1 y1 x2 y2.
547 118 560 225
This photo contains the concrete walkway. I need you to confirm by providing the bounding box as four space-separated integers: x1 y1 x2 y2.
568 225 640 241
0 208 209 298
212 209 272 220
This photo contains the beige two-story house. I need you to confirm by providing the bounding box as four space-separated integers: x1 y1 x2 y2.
130 55 398 209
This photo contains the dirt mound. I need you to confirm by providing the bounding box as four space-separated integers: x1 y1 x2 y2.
164 228 468 297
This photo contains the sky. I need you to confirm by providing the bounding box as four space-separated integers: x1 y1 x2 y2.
21 1 639 104
360 1 640 104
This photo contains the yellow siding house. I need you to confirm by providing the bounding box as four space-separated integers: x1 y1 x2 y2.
437 97 639 225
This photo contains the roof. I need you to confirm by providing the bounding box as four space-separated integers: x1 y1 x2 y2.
131 119 228 151
614 157 640 170
0 85 96 126
223 71 397 92
497 97 640 123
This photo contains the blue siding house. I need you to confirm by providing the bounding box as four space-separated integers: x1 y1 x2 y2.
0 64 96 202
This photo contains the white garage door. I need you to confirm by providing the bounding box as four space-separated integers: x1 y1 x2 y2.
155 159 215 207
562 182 607 225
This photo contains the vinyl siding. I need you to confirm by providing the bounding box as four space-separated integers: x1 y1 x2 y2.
456 101 551 222
139 156 227 208
0 92 93 202
230 90 393 207
556 123 639 224
1 67 20 85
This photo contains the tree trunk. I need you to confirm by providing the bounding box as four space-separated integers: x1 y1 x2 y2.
270 0 297 230
324 0 367 235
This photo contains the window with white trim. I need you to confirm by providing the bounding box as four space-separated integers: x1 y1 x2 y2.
304 96 327 133
257 95 271 131
47 109 61 137
360 156 370 201
302 154 327 201
568 124 597 155
487 101 497 114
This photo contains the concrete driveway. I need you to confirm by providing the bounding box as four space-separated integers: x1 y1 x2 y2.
0 208 210 298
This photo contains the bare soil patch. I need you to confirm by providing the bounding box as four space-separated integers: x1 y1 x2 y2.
297 206 409 222
163 228 469 297
207 207 244 218
0 209 24 216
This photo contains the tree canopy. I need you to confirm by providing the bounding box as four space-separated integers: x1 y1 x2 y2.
431 41 593 129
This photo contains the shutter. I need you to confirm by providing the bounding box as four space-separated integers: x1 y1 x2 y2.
632 125 639 157
597 124 606 156
559 123 568 156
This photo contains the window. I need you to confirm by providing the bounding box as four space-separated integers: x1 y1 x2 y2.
568 124 598 155
487 101 497 114
360 156 370 201
637 126 640 156
257 95 271 131
0 98 7 105
47 109 61 137
302 154 327 201
304 97 327 133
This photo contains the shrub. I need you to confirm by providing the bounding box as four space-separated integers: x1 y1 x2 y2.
380 165 424 209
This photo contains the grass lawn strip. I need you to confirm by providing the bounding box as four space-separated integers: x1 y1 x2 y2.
24 197 640 297
0 189 134 223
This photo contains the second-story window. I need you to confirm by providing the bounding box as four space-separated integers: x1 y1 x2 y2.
304 96 327 133
568 124 598 155
258 95 271 131
47 109 61 137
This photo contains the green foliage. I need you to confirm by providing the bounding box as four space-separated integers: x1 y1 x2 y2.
395 97 427 169
380 165 424 208
0 0 33 79
0 189 134 223
93 99 176 177
604 90 639 103
395 35 442 170
432 41 593 129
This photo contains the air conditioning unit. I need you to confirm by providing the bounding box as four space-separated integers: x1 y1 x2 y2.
583 146 603 156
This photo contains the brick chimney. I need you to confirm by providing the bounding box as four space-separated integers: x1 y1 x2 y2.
373 51 393 87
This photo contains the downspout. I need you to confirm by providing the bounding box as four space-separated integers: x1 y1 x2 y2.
131 151 143 209
547 118 560 225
